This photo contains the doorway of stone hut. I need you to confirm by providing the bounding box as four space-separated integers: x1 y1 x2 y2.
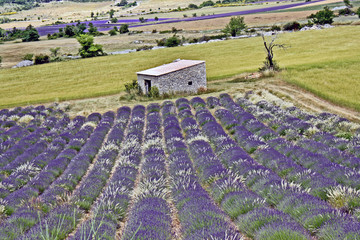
144 80 151 94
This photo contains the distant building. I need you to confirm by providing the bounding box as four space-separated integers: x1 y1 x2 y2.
136 59 206 95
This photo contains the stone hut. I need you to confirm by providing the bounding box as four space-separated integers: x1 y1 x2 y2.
136 59 206 95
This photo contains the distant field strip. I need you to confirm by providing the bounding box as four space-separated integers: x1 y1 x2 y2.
0 26 359 109
129 0 325 28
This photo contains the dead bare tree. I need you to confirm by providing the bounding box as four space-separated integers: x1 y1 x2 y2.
260 34 288 72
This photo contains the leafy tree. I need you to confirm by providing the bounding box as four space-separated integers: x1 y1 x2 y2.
77 34 105 58
22 25 39 42
223 16 246 37
357 7 360 18
109 9 115 18
91 12 94 18
308 6 335 24
119 24 129 34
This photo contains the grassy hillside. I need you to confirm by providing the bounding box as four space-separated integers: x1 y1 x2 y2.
0 26 359 108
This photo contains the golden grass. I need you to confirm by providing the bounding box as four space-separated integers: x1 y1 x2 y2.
0 26 359 108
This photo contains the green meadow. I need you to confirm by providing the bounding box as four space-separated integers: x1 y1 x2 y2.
0 26 359 109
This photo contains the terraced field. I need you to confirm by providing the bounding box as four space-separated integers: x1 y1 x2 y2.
0 93 359 239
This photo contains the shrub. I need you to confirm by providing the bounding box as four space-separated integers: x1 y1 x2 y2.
200 0 215 7
0 56 2 67
110 18 118 23
356 7 360 18
154 16 159 21
136 45 153 51
192 13 197 17
164 35 181 47
23 53 34 61
338 8 353 16
34 54 50 65
149 86 160 98
188 3 198 9
152 29 157 33
125 79 141 94
108 29 117 36
139 17 147 23
119 24 129 34
308 6 335 25
283 21 301 31
271 25 281 31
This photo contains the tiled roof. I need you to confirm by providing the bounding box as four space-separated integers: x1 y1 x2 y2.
136 60 205 76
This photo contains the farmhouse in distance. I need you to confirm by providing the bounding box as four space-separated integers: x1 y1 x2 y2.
137 59 207 95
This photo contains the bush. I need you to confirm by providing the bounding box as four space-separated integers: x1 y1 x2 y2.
149 86 160 98
283 21 301 31
200 0 215 7
164 35 181 47
152 29 157 33
34 54 50 65
338 8 353 16
110 18 118 23
356 7 360 18
0 56 2 67
119 24 129 34
271 25 281 31
308 6 335 25
108 29 117 36
125 79 141 94
139 17 147 23
136 45 153 51
23 53 34 61
188 3 198 9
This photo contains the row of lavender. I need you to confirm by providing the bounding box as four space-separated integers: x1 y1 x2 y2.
0 95 360 239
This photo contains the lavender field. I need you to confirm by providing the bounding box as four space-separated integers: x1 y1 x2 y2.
0 93 359 239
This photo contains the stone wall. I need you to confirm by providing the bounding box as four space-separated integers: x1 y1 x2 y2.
137 62 206 95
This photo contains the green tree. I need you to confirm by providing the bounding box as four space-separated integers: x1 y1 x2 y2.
77 34 105 58
223 16 246 37
357 7 360 18
308 6 335 24
91 12 94 18
88 23 100 36
109 9 115 18
22 25 40 42
119 24 129 34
